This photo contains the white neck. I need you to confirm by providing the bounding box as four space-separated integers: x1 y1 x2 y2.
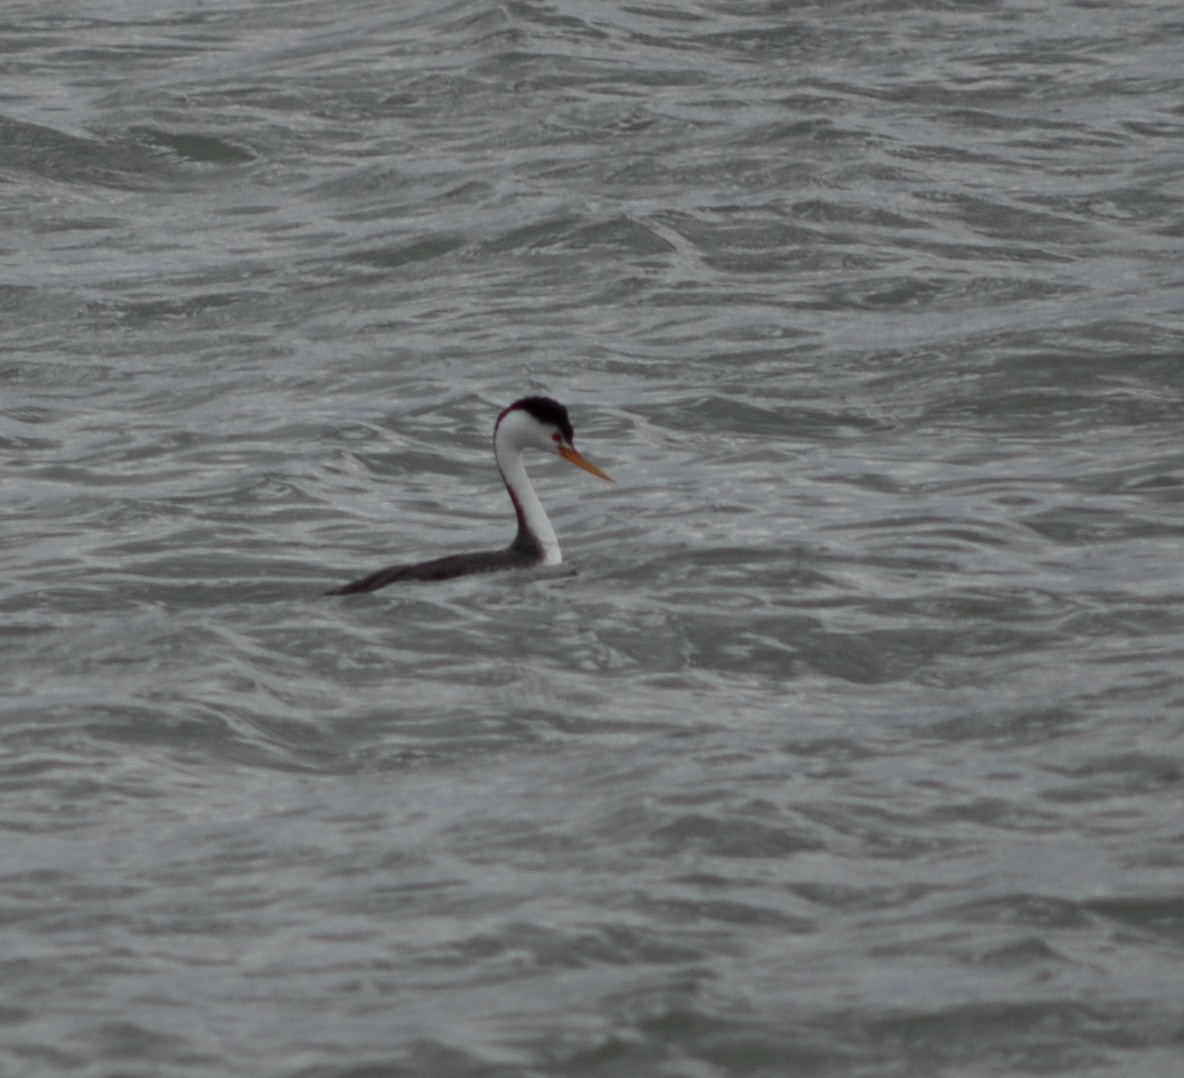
494 415 561 564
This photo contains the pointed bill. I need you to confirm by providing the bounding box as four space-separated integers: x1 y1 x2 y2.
558 444 614 482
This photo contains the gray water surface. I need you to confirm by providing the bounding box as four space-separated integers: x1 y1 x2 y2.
4 2 1184 1075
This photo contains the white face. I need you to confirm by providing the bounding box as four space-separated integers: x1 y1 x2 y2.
498 407 567 454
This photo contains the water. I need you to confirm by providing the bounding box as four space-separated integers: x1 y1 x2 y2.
3 1 1184 1074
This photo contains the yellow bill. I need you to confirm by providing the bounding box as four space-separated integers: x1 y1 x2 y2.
558 444 614 482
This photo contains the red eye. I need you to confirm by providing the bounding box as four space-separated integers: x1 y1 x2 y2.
551 433 561 443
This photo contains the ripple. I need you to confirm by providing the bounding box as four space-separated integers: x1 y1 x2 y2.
4 1 1184 1075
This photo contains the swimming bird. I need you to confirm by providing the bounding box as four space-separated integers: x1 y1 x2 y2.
326 396 612 595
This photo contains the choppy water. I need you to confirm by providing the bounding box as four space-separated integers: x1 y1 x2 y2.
4 1 1184 1075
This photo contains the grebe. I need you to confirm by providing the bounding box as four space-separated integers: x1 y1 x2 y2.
326 396 612 595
